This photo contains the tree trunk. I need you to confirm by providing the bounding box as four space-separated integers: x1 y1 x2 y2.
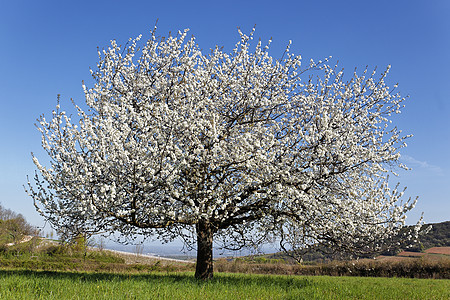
195 220 214 280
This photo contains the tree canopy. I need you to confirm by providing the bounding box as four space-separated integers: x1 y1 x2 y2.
27 27 422 279
0 203 35 245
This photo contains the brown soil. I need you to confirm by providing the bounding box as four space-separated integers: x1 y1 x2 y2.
424 247 450 255
397 251 426 257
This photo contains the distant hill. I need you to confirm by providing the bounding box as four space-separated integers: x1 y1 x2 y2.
406 221 450 251
262 221 450 263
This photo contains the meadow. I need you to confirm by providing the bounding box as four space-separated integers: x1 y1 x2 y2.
1 269 449 300
0 222 448 299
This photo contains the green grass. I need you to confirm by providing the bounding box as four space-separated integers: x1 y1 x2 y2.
0 270 448 299
0 236 448 299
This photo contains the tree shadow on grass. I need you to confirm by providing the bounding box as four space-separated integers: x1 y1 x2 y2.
0 269 312 290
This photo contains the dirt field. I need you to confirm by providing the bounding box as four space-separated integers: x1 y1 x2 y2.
372 246 449 263
396 251 426 257
425 247 450 255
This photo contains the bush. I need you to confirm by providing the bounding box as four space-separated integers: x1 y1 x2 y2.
86 251 125 264
214 256 450 279
41 244 67 256
0 204 36 247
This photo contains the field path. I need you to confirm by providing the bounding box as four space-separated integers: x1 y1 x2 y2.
424 247 450 255
98 248 195 264
5 235 33 246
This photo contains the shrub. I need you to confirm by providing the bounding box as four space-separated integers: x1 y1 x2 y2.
215 256 450 279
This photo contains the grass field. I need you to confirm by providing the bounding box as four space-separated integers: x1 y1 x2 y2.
0 270 449 300
0 236 449 299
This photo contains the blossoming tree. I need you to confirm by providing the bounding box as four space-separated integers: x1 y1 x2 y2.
27 27 421 279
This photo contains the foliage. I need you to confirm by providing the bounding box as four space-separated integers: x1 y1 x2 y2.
372 221 449 255
0 230 448 280
0 249 192 274
0 235 193 274
241 221 449 264
0 203 36 246
27 26 422 279
408 221 450 251
215 255 450 279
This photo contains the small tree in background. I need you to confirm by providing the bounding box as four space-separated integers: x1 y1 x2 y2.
0 203 35 245
27 26 422 280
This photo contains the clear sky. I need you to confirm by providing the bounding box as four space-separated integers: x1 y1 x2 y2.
0 0 449 233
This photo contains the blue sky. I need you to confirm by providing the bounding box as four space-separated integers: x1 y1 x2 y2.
0 0 449 233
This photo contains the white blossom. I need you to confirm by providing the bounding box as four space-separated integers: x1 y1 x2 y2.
26 27 422 279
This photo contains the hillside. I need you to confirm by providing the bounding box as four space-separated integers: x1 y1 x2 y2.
260 221 450 263
407 221 450 251
0 204 36 246
1 202 448 263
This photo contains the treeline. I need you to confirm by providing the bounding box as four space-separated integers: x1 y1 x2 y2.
379 221 450 255
0 203 36 246
215 256 450 279
264 221 450 263
405 221 450 251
